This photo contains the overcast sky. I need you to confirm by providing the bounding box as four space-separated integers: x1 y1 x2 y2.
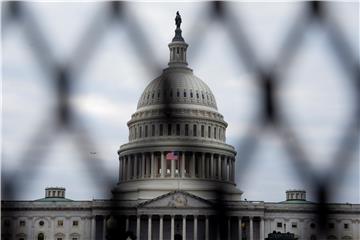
2 2 359 203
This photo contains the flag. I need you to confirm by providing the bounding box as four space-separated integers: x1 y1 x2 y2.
166 151 178 160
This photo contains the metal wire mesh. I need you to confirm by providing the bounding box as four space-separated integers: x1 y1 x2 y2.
1 1 359 239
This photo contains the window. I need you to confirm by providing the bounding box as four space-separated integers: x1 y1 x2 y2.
157 91 160 98
196 92 199 98
185 124 189 136
151 125 155 136
310 223 316 229
4 220 10 227
214 127 217 139
19 220 26 227
159 124 163 136
193 125 197 137
139 126 142 137
344 223 349 229
145 125 148 137
38 233 44 240
151 92 154 99
208 126 211 138
190 91 193 98
57 220 63 226
292 223 297 228
176 124 180 136
134 127 137 138
170 90 173 97
328 223 334 229
39 220 44 226
72 221 78 226
177 90 180 97
201 125 204 137
183 90 187 97
167 124 172 136
277 222 282 228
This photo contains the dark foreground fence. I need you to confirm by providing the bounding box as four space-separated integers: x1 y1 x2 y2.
1 1 359 239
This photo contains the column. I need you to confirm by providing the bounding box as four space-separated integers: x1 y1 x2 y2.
181 152 185 178
126 156 131 180
125 216 129 231
218 155 222 179
136 216 141 240
210 154 214 178
148 215 152 240
191 152 196 177
226 157 230 181
171 215 175 240
159 215 164 240
151 152 155 178
122 157 126 180
133 155 138 179
182 216 187 240
238 217 242 240
91 216 96 240
171 156 175 178
142 153 145 178
260 217 264 240
250 217 253 240
227 217 231 240
119 157 122 181
194 215 198 240
205 216 209 240
161 152 165 178
232 158 235 182
102 216 107 240
201 153 205 178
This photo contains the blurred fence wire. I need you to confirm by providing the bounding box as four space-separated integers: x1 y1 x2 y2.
1 1 359 238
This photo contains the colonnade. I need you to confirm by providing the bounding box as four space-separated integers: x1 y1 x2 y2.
119 151 235 182
91 215 265 240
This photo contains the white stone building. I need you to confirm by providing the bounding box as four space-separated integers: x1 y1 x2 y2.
2 13 360 240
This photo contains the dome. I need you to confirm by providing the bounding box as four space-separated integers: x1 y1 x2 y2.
137 68 218 111
114 13 241 202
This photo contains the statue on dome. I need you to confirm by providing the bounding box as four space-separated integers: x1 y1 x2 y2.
175 11 182 28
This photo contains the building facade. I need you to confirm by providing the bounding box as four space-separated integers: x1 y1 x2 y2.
2 13 360 240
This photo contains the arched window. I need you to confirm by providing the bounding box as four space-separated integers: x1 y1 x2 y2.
159 124 163 136
193 125 197 137
176 124 180 136
185 124 189 136
151 125 155 137
145 125 148 137
38 233 44 240
214 127 217 139
201 125 204 137
208 126 211 138
168 124 172 136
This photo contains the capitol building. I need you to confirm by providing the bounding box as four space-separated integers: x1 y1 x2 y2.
2 13 360 240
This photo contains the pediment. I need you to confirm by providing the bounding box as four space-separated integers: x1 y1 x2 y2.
139 191 213 208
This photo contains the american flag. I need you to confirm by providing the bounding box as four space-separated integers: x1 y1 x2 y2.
166 151 178 160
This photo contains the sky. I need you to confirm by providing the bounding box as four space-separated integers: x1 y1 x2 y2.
1 2 359 203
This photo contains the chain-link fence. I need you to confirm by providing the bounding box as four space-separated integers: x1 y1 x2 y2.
1 1 359 239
